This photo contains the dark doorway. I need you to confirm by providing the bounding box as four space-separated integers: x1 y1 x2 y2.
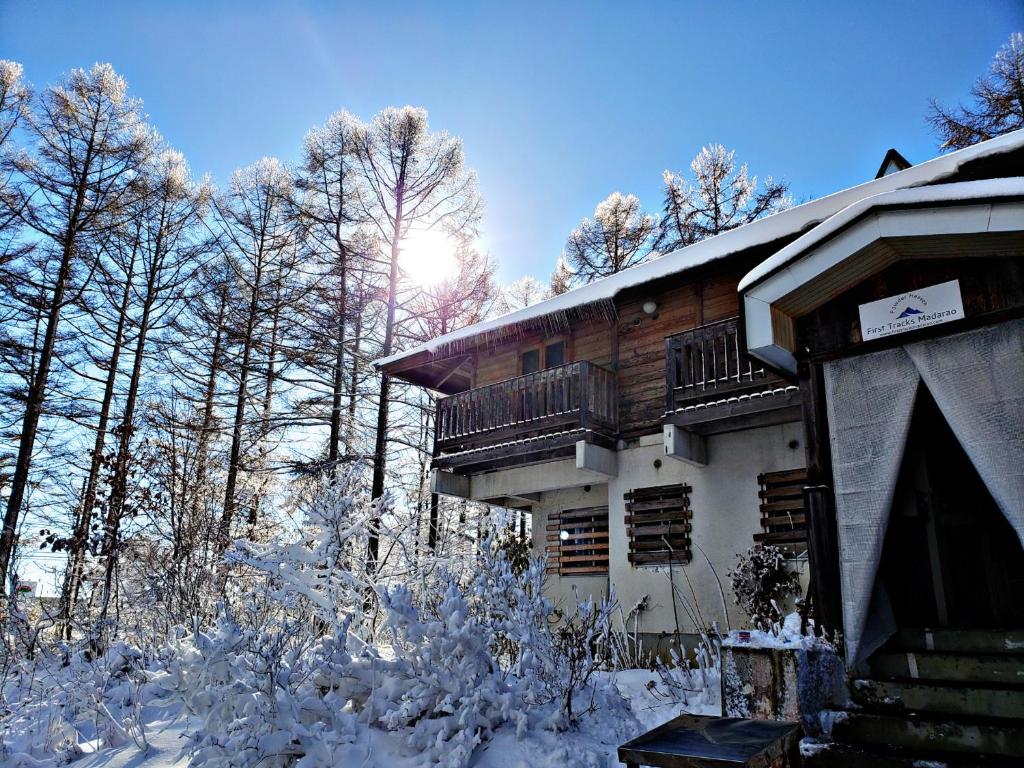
879 386 1024 629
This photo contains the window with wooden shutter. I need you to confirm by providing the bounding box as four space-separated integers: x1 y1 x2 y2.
754 468 808 556
624 484 692 566
545 506 609 575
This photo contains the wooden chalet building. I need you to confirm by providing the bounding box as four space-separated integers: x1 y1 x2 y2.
376 130 1024 689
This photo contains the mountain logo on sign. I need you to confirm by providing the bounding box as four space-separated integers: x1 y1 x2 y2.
897 306 923 318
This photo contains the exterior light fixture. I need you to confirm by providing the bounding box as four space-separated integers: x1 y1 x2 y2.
559 530 569 541
642 301 658 315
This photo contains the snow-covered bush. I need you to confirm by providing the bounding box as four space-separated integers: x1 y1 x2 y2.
226 465 374 634
3 472 641 768
1 640 153 766
729 544 801 632
156 610 360 768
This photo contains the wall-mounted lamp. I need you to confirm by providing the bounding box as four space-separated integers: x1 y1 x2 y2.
642 300 658 315
559 530 569 541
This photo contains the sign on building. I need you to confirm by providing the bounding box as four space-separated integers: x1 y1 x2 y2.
859 280 964 342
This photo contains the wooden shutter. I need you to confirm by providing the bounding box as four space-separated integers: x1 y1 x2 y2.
753 468 808 556
545 506 609 575
624 484 692 566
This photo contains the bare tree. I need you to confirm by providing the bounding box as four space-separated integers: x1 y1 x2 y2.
0 64 151 593
549 255 573 296
213 157 295 552
655 144 789 253
294 111 367 472
97 148 208 618
494 274 550 315
929 32 1024 150
354 106 481 570
565 191 655 283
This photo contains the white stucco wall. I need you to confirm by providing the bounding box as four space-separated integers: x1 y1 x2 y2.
528 421 809 637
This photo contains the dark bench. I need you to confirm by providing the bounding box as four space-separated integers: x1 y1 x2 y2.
618 714 801 768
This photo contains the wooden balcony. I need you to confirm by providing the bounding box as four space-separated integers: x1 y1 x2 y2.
664 316 800 434
433 361 617 473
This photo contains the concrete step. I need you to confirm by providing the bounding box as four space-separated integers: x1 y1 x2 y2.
852 678 1024 720
831 711 1024 759
802 740 1022 767
869 651 1024 686
891 628 1024 655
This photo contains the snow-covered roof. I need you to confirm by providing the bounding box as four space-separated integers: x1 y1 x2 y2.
739 175 1024 292
376 129 1024 371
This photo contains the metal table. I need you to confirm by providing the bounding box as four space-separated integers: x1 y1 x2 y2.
617 714 801 768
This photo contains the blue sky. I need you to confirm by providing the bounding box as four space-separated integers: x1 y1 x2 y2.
2 0 1021 286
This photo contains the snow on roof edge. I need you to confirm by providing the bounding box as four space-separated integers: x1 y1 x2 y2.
376 129 1024 370
738 176 1024 292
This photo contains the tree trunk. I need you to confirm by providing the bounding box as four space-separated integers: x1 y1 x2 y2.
59 247 138 634
367 196 403 570
327 244 347 474
219 261 263 552
190 285 228 522
99 244 161 621
0 238 76 594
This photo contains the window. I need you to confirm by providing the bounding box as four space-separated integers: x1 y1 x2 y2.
544 340 565 368
624 484 692 566
545 506 609 575
754 468 808 557
520 348 541 375
520 338 567 375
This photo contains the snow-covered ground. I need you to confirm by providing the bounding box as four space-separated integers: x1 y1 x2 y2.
19 670 719 768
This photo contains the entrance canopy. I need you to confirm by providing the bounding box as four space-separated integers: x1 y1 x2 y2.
740 177 1024 378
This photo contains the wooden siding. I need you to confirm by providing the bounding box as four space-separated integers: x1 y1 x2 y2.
472 321 614 389
615 268 750 437
796 254 1024 362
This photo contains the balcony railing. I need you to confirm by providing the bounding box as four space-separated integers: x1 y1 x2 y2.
435 361 617 453
666 316 781 412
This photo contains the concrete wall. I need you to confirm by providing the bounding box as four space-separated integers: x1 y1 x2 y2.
529 421 808 638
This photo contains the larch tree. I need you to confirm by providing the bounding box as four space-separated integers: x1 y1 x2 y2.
495 274 551 314
655 144 789 253
55 212 141 634
549 255 573 296
96 147 208 618
213 157 295 553
928 32 1024 150
565 191 655 283
0 63 151 594
354 106 481 570
0 60 30 233
294 111 367 473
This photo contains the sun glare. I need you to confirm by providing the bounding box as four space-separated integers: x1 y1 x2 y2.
400 229 460 287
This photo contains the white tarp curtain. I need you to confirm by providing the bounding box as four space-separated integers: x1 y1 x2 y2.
824 319 1024 665
906 319 1024 540
824 349 920 665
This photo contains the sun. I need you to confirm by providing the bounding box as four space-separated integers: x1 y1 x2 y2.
400 229 460 287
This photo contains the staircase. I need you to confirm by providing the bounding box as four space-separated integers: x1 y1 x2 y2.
805 628 1024 767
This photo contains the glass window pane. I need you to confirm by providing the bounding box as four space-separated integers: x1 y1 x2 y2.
544 341 565 368
521 348 540 374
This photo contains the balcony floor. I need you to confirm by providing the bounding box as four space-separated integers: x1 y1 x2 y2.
664 384 802 435
432 427 616 475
